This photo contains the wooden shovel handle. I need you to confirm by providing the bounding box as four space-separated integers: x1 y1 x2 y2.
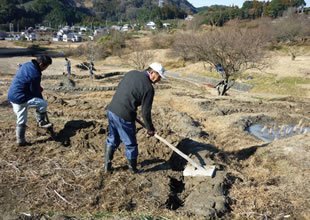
136 118 205 171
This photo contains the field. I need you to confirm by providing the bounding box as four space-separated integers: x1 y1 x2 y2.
0 39 309 219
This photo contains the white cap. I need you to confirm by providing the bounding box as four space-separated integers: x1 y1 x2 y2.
149 62 166 79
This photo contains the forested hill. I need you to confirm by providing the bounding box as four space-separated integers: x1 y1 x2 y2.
80 0 196 14
0 0 92 28
0 0 196 30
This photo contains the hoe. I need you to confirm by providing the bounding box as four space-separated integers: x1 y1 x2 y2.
136 118 215 177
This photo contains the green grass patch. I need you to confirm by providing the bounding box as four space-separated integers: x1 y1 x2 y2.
248 74 310 97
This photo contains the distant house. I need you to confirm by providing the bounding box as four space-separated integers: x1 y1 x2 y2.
62 26 70 32
62 33 69 42
5 34 20 41
20 27 37 41
57 30 64 36
63 33 82 42
94 27 109 36
121 24 132 32
185 15 194 21
163 23 171 28
146 21 156 30
52 35 62 41
110 25 122 31
79 26 90 32
24 33 36 41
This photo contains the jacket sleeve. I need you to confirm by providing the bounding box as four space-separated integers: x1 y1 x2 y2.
141 88 155 131
29 76 43 99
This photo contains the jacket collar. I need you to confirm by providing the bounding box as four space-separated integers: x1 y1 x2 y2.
31 59 42 75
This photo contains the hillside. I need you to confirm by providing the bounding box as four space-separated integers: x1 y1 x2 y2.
0 0 196 30
78 0 196 13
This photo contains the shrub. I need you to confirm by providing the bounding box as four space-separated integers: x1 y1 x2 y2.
151 32 175 49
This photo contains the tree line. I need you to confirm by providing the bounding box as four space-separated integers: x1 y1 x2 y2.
198 0 307 27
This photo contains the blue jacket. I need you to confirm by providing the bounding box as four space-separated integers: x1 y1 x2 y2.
8 60 43 104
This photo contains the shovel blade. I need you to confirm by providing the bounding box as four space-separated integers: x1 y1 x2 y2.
183 165 216 177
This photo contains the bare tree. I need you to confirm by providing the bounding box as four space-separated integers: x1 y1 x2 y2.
127 40 153 70
273 13 310 43
272 12 310 60
173 24 270 95
172 31 197 62
151 33 174 49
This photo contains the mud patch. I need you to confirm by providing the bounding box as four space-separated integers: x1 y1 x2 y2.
248 123 309 142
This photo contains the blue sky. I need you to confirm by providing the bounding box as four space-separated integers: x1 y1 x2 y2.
188 0 310 8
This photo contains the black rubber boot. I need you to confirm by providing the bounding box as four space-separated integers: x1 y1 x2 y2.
36 111 52 128
16 124 31 147
104 145 115 173
128 159 139 174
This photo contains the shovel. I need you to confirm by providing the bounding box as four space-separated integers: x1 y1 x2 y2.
136 118 215 177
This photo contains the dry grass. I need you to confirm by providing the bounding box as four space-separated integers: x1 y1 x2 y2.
1 35 310 219
230 135 310 219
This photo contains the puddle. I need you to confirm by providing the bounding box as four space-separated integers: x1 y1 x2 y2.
248 124 309 142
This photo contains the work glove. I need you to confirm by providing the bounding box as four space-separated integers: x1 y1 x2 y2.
147 130 155 137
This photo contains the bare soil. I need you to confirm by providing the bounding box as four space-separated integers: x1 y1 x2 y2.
0 53 309 219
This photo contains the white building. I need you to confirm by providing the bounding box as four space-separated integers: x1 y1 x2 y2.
146 21 156 30
163 23 171 28
52 35 62 41
185 15 194 21
94 27 109 36
24 32 36 41
63 33 82 42
121 24 132 32
110 25 122 31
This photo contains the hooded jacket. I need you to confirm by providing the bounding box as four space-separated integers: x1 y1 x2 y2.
8 60 43 104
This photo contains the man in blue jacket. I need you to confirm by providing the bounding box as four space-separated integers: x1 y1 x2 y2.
8 55 53 146
105 62 166 174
